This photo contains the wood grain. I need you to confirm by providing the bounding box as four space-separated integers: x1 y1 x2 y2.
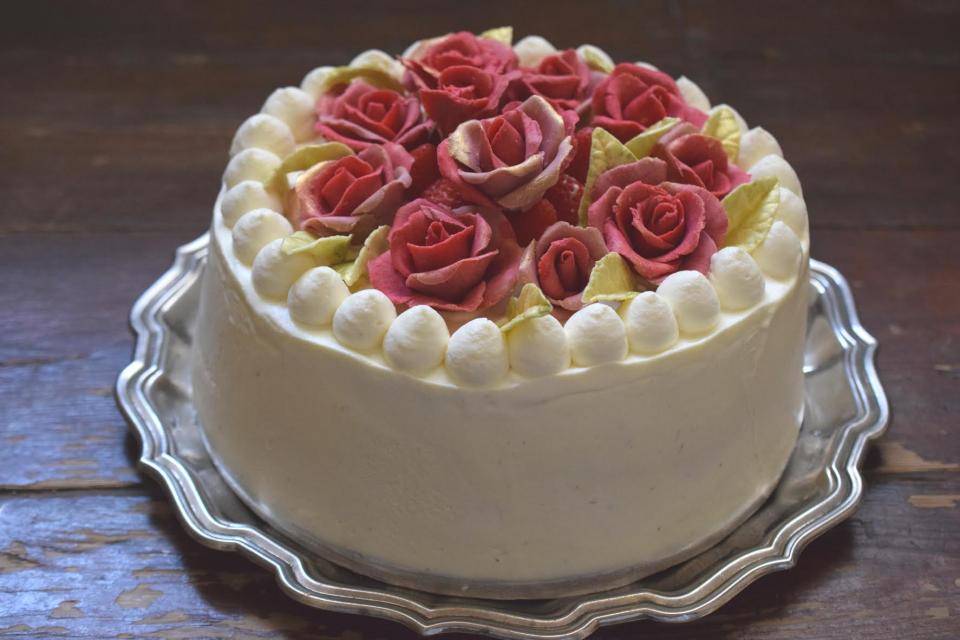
1 0 958 638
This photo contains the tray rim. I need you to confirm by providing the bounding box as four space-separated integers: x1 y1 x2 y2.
116 232 889 639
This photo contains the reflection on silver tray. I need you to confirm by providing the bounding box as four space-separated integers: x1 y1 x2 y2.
117 233 888 640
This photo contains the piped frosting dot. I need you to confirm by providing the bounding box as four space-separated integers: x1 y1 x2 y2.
383 305 449 375
565 304 628 367
507 315 570 377
738 127 783 170
349 49 403 80
621 292 679 355
252 238 315 300
676 76 711 112
750 154 802 196
223 148 281 189
221 181 283 228
332 289 397 352
261 87 316 143
709 247 766 311
232 209 293 265
229 113 295 158
775 187 809 240
657 271 721 336
710 103 748 135
300 66 334 101
753 221 802 280
445 318 509 387
576 44 614 71
288 266 350 327
513 35 557 68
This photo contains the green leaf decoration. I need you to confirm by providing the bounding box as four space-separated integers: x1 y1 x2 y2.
479 26 513 45
722 177 780 252
281 231 353 265
500 283 553 333
624 117 681 159
582 252 640 304
267 142 354 194
579 45 614 73
702 106 741 162
578 127 638 225
317 65 405 96
334 225 390 287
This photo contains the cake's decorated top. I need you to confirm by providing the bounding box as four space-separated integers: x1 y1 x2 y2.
218 29 809 386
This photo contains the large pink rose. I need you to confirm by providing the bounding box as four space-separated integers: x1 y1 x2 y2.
419 65 512 135
368 198 522 312
591 63 707 142
517 221 608 310
437 95 576 213
587 158 727 283
512 49 603 113
402 31 518 90
315 80 433 152
295 143 413 237
653 127 749 199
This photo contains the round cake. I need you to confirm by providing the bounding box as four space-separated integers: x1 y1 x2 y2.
192 29 810 598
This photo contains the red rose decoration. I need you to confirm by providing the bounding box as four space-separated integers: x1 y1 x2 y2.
517 221 608 310
402 31 518 90
653 129 749 199
591 63 707 142
513 49 603 113
419 66 512 135
368 198 523 312
315 80 433 152
587 158 727 283
295 143 413 237
437 95 576 213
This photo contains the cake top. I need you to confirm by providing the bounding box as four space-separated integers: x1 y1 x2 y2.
219 28 809 386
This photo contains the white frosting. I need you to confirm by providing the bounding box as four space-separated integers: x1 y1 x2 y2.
262 87 317 143
300 66 334 101
738 127 783 170
251 238 314 300
711 103 748 135
657 271 721 336
507 315 570 377
775 187 809 240
633 61 659 71
676 76 711 112
221 181 283 228
223 148 282 189
577 44 614 71
709 247 766 311
513 35 557 67
332 289 397 352
565 304 628 367
231 209 292 265
287 266 350 327
445 318 509 387
754 221 802 280
750 154 802 196
621 292 679 355
349 49 404 80
229 113 295 158
383 305 449 375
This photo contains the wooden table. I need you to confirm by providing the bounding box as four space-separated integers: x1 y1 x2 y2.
2 2 958 637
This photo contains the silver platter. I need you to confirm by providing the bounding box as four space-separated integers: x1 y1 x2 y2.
117 233 888 639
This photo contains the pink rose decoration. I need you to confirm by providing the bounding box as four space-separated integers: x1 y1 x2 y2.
402 31 518 89
591 63 707 142
587 158 727 283
367 198 523 312
315 80 433 152
419 66 512 135
513 49 603 113
653 127 749 199
437 95 576 213
295 143 413 237
517 221 608 310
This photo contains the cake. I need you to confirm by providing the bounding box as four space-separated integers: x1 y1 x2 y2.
192 28 810 598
